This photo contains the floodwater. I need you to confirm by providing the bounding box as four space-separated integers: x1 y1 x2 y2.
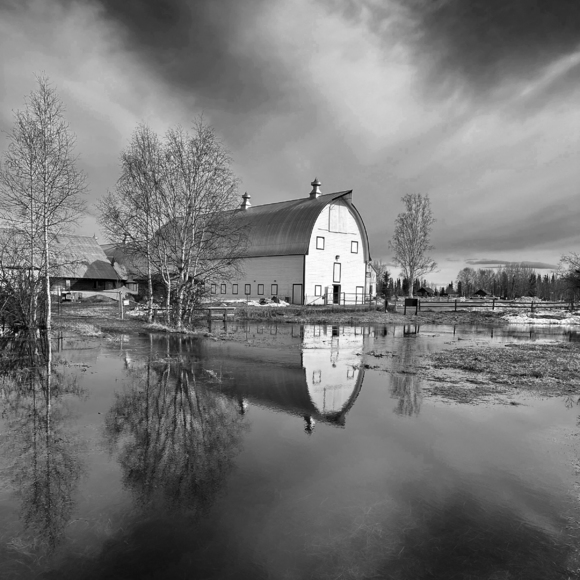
0 323 579 580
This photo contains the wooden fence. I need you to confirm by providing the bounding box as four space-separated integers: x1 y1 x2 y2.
399 299 574 313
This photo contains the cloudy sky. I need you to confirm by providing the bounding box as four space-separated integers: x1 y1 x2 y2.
1 0 579 286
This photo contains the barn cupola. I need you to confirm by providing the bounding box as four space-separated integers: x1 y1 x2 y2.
241 191 251 210
309 177 322 199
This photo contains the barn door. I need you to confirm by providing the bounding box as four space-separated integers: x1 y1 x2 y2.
292 284 303 305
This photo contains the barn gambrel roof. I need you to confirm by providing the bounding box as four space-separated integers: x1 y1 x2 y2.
232 190 371 260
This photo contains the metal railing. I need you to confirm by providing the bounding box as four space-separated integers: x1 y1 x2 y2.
305 291 375 307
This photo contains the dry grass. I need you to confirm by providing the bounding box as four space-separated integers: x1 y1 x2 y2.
421 342 580 404
52 321 102 337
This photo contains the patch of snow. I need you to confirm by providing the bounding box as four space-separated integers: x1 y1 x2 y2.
503 312 580 325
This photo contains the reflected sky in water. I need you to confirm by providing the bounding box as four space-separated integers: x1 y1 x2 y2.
0 323 579 579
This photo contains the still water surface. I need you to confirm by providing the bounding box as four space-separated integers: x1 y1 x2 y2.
0 323 579 579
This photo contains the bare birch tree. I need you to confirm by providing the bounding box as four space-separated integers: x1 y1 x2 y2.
98 124 165 322
99 118 246 329
156 121 246 328
388 193 436 298
0 75 86 330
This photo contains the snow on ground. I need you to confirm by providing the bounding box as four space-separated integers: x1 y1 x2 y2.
220 299 289 308
502 311 580 325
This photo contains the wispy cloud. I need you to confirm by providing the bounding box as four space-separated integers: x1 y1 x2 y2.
466 259 558 270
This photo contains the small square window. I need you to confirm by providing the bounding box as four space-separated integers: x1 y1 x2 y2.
245 284 251 295
258 284 264 295
232 284 238 295
315 285 322 296
351 241 359 253
211 284 217 294
271 283 278 295
220 283 226 294
316 236 325 250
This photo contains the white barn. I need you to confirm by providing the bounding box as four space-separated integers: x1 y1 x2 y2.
211 179 374 305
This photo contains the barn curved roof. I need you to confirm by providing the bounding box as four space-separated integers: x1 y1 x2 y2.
233 190 371 260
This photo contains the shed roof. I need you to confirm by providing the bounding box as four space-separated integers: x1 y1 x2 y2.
0 230 120 280
231 190 371 260
53 235 120 280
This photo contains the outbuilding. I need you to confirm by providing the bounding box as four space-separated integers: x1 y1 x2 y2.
211 179 374 305
473 289 490 298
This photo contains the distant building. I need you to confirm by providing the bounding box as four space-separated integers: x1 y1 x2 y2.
211 178 374 305
51 235 122 292
415 287 435 298
0 229 124 293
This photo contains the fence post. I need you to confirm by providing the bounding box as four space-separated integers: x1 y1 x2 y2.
492 298 495 311
531 301 535 313
454 300 457 312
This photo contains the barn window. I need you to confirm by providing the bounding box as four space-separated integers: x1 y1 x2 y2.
245 284 251 295
258 284 264 295
271 283 278 295
211 284 217 294
333 263 341 283
220 283 226 294
232 284 238 295
316 236 325 250
351 241 359 254
315 285 322 296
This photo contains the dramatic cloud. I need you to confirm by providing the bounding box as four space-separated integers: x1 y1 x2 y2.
1 0 579 285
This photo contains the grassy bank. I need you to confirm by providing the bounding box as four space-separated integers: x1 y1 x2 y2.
230 304 509 326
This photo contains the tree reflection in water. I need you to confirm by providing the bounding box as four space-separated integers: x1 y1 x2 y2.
390 328 423 417
104 337 247 515
0 334 84 556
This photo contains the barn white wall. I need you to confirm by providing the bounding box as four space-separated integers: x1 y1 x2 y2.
304 200 367 305
212 255 304 302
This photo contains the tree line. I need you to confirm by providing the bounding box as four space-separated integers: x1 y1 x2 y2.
384 193 579 302
454 264 573 300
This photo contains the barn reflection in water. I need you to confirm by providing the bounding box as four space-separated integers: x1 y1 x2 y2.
142 324 369 433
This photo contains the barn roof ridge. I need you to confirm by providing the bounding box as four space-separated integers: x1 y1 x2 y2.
239 189 353 211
